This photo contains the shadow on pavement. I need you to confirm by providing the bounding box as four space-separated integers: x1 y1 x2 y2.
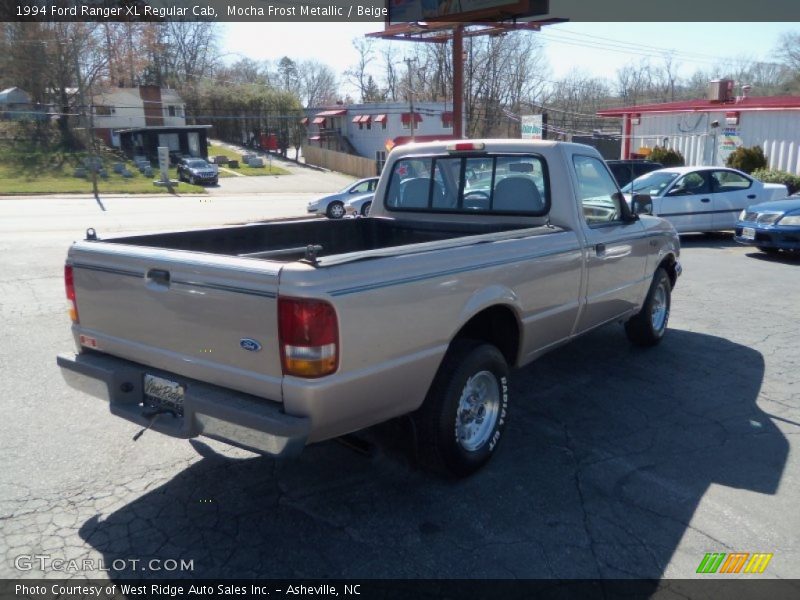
79 327 786 580
678 232 740 249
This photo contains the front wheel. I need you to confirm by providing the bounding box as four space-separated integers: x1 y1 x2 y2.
625 267 671 347
413 341 509 477
361 201 372 216
327 201 345 219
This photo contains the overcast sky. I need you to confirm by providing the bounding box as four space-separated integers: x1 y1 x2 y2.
222 22 794 94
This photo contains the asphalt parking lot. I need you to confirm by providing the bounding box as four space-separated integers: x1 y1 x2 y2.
1 199 798 583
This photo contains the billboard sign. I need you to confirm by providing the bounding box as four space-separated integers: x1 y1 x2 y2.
521 115 544 140
388 0 548 23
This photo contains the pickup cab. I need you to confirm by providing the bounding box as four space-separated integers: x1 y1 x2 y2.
58 140 681 476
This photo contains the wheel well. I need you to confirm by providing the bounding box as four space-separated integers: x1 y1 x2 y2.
453 305 520 367
659 254 678 288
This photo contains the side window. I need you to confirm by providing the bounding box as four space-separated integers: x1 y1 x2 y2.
711 170 752 192
572 155 623 226
351 181 370 193
368 179 377 192
668 172 710 196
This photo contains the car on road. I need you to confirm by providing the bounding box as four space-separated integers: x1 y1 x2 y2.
176 158 218 186
606 159 663 188
344 193 374 216
734 197 800 254
307 177 379 219
621 166 788 233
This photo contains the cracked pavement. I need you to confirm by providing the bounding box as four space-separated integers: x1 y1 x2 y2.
1 199 798 582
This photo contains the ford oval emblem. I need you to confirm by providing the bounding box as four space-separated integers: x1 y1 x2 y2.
240 338 262 352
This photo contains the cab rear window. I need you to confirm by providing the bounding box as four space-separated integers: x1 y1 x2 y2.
384 154 549 215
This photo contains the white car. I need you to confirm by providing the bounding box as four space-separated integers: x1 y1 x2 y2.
307 177 379 219
622 166 788 233
344 193 374 216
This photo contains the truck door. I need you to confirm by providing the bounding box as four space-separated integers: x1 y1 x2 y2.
572 155 649 332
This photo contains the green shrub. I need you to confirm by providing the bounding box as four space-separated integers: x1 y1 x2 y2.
726 146 768 173
648 145 685 167
750 168 800 195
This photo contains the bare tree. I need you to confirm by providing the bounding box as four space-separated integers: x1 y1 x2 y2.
344 38 375 102
297 60 338 107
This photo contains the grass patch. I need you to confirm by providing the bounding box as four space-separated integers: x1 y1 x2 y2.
208 144 290 176
0 147 205 194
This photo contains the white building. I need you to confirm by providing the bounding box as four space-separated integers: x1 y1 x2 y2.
598 90 800 174
305 101 459 172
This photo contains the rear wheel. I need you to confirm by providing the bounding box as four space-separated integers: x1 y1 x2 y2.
625 267 671 347
361 202 372 216
413 341 509 477
327 201 345 219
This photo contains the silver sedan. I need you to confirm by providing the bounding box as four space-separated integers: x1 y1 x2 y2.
307 177 379 219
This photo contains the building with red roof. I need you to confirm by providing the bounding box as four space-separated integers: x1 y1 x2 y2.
597 82 800 174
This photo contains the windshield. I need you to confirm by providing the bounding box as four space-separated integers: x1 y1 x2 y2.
621 171 679 195
186 160 209 168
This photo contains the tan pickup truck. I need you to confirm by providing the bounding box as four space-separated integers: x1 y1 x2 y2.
58 140 681 476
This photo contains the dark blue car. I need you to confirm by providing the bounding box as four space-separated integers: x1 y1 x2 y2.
734 197 800 254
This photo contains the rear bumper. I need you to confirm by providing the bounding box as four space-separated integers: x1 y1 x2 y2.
57 351 310 457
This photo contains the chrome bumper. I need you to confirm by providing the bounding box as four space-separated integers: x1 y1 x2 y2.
57 352 309 457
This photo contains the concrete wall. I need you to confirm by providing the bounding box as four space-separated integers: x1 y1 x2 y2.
303 145 377 179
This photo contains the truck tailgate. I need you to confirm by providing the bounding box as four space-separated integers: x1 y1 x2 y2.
68 241 284 402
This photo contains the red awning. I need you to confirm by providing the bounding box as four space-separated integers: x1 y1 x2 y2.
374 114 387 123
312 117 325 125
300 117 309 125
401 112 423 124
360 115 372 123
315 109 347 117
441 111 453 125
351 115 363 123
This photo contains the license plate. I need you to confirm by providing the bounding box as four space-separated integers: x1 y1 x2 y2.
742 227 756 240
144 374 184 414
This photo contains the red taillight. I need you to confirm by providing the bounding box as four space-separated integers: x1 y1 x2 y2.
278 297 338 378
65 264 79 323
447 142 486 152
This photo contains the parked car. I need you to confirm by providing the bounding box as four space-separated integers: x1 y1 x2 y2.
176 158 218 186
307 177 379 219
344 193 374 216
621 166 788 233
607 159 663 188
58 140 680 477
734 197 800 254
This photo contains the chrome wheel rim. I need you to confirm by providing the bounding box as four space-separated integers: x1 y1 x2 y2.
651 281 668 333
455 370 500 452
363 203 371 216
330 203 344 218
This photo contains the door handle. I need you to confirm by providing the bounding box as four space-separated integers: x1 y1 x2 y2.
700 198 711 203
146 269 171 285
747 194 756 199
595 243 606 257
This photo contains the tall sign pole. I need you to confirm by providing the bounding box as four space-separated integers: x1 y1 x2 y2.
453 26 464 138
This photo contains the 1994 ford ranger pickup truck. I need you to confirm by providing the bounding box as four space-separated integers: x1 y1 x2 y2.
58 140 681 476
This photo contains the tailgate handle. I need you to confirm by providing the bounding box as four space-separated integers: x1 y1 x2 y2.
747 194 756 199
146 269 171 286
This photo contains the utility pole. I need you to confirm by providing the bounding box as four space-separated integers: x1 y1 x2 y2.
73 49 100 203
404 57 416 141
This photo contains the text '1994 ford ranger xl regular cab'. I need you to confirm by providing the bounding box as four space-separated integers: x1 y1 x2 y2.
58 140 681 476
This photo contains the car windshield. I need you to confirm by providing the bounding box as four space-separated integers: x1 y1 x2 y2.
186 160 209 168
622 171 679 195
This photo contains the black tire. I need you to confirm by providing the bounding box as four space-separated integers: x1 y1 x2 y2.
361 201 372 216
625 267 671 347
412 340 509 477
326 201 345 219
757 246 780 255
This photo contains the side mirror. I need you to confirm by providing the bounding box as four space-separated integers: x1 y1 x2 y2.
632 194 653 216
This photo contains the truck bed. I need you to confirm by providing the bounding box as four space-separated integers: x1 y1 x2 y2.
103 217 533 263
